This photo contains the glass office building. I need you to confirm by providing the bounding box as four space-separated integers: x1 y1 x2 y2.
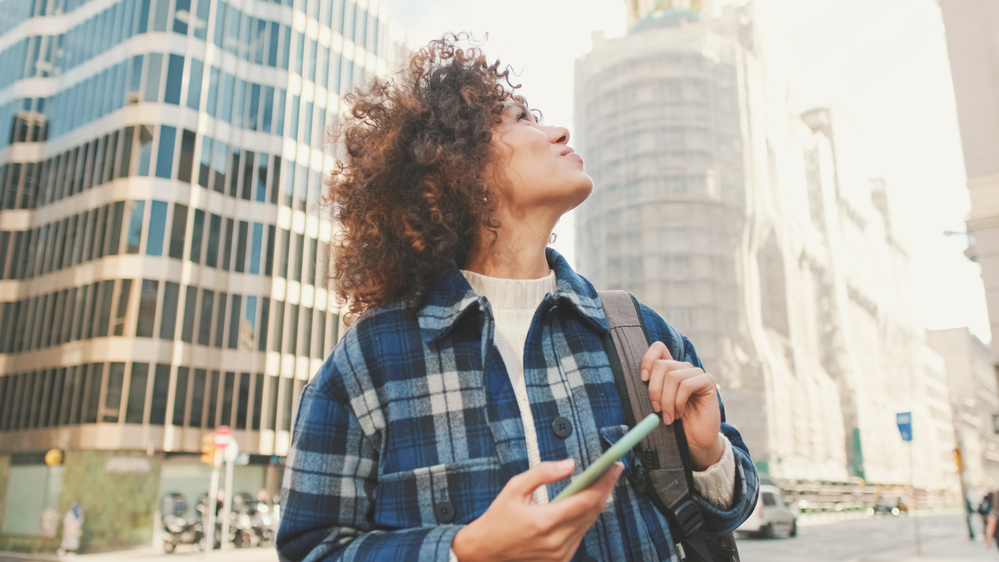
0 0 400 550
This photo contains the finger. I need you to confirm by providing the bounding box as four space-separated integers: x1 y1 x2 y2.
640 341 670 381
647 360 691 415
505 459 576 500
656 367 701 423
547 462 624 522
673 372 717 421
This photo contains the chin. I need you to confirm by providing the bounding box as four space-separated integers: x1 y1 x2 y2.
564 176 594 212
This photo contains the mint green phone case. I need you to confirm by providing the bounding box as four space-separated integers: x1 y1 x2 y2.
551 413 661 502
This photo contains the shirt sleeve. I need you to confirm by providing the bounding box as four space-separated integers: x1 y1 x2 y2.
638 303 761 536
277 381 462 562
692 434 737 510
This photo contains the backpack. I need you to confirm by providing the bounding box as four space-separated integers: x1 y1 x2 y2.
599 290 740 562
979 500 991 517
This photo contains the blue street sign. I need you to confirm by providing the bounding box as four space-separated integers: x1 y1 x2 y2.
896 412 912 442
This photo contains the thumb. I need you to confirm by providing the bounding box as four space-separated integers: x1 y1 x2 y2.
505 459 576 499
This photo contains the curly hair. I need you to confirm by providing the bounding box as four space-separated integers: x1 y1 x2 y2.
325 34 524 323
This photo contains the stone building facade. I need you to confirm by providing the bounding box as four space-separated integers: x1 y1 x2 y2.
575 3 960 495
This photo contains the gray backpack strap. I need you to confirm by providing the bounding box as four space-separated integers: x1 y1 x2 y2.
599 290 722 562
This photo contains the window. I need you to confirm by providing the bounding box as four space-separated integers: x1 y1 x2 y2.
258 297 270 352
212 140 227 192
206 370 219 428
301 307 312 357
172 366 189 426
189 209 205 263
314 310 326 359
186 59 203 110
235 221 248 273
152 0 169 31
85 363 102 424
278 228 290 278
205 213 221 267
213 215 233 268
168 203 188 259
281 376 295 432
178 130 196 183
212 2 226 48
265 374 279 430
265 224 276 275
248 84 261 131
198 290 214 345
180 286 197 342
135 279 158 338
146 200 168 256
272 300 285 352
108 201 125 256
189 368 206 427
137 125 154 177
249 223 263 274
240 151 255 200
236 373 250 430
294 233 304 282
124 200 145 254
155 125 176 179
149 363 170 425
160 281 179 340
144 53 163 103
289 95 300 142
125 362 149 424
232 79 246 129
118 126 134 178
173 0 191 34
308 237 318 285
104 362 125 423
762 493 777 507
214 293 228 348
194 0 209 40
198 136 212 187
256 153 269 202
96 279 114 337
251 373 263 430
285 305 299 355
164 55 184 105
221 371 235 426
114 279 132 336
227 294 241 349
206 66 220 117
220 72 235 123
275 90 287 136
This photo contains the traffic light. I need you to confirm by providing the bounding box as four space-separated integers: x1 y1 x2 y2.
201 433 216 465
953 447 963 474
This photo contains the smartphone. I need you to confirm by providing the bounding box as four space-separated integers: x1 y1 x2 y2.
551 413 661 502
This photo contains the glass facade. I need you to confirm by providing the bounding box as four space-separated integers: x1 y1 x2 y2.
0 0 393 458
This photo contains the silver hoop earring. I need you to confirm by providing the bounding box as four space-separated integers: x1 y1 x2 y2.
549 232 557 244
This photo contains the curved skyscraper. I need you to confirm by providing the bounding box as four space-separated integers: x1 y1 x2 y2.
0 0 401 550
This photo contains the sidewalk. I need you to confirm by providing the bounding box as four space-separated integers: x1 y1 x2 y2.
0 546 278 562
854 536 994 562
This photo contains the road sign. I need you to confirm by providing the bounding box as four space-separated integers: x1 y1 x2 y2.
896 412 912 442
214 426 233 448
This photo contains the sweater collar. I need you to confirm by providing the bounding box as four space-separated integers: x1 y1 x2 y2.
417 247 609 344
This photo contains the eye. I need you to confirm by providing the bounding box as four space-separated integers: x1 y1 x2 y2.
517 110 529 122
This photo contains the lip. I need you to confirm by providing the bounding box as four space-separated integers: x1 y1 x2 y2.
561 147 583 163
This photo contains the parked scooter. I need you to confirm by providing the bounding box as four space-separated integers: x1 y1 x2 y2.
160 493 205 553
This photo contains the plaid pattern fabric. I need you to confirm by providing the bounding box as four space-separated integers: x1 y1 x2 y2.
278 248 759 562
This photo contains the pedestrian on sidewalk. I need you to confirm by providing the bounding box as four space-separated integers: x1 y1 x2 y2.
57 504 84 557
276 33 759 562
984 492 999 551
967 496 978 540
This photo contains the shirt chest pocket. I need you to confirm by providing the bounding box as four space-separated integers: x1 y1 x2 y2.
374 457 504 529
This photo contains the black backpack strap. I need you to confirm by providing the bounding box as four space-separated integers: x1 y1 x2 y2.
599 290 714 562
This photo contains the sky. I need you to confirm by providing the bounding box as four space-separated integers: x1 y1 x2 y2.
374 0 991 343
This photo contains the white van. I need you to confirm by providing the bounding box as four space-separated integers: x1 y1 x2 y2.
736 484 798 538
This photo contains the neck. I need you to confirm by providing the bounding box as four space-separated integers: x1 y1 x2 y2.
464 215 553 279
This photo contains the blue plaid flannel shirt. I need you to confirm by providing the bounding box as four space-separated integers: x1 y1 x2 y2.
278 248 758 562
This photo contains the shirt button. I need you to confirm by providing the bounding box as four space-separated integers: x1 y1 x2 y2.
434 501 455 524
552 417 573 439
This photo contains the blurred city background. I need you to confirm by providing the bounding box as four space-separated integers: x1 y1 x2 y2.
0 0 996 560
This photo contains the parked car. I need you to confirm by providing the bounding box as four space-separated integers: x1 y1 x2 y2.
737 485 798 538
871 495 909 516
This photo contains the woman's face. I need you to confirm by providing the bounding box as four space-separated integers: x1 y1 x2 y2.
488 101 593 220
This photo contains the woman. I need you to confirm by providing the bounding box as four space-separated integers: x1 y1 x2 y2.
277 35 758 562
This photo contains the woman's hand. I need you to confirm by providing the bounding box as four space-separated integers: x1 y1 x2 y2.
640 341 723 471
452 459 623 562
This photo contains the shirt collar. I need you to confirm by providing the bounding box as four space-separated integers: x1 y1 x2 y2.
417 247 609 344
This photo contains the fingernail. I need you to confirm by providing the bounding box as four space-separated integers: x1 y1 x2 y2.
651 401 660 412
558 458 576 472
614 461 625 473
641 369 649 381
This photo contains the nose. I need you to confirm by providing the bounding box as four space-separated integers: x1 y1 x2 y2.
547 126 569 145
